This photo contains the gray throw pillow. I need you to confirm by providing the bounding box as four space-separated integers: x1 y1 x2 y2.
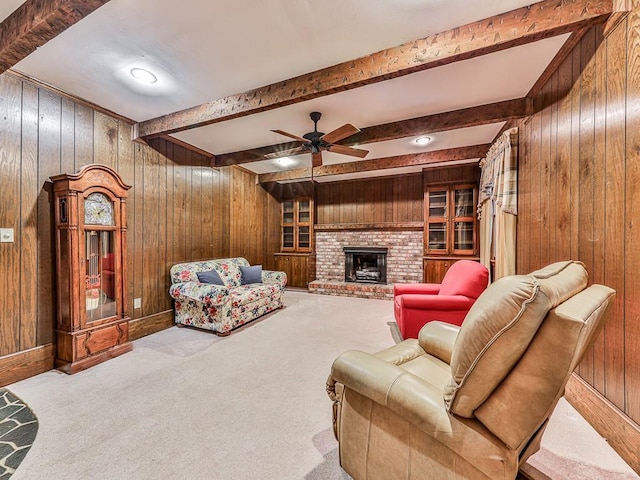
196 269 224 286
240 265 263 285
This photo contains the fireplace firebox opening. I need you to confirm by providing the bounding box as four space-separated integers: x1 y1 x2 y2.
344 247 388 284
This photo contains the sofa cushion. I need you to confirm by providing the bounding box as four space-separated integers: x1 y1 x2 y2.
231 284 282 307
444 261 587 418
196 269 224 285
214 258 247 287
240 265 263 285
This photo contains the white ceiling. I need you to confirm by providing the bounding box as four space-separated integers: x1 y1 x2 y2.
5 0 568 181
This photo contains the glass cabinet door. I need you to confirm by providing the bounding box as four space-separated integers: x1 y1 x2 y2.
427 189 448 252
452 186 476 254
281 197 312 252
425 184 477 255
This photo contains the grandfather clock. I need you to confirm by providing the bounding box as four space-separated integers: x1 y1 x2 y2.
50 164 132 374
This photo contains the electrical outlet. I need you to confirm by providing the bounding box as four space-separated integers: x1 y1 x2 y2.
0 228 14 243
134 298 142 309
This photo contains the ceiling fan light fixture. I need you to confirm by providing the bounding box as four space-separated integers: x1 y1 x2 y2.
414 136 432 145
130 67 158 84
277 157 295 167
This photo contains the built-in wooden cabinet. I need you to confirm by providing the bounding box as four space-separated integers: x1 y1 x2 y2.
279 197 314 288
424 183 478 283
275 253 309 288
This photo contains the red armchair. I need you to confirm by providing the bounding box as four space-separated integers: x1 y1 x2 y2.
394 260 489 339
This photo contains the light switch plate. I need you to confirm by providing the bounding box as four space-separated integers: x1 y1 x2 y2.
134 298 142 309
0 228 14 243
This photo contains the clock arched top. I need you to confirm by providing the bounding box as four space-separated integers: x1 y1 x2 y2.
50 164 131 198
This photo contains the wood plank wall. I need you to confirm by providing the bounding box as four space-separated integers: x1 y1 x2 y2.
315 173 424 225
0 72 279 377
516 8 640 428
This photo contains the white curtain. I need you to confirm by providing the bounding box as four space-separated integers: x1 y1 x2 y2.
477 127 518 282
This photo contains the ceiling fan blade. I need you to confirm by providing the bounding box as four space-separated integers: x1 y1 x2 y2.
270 129 308 143
327 144 369 158
264 146 309 159
321 123 360 144
312 151 323 168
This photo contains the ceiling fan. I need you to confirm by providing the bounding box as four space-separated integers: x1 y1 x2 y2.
271 112 369 167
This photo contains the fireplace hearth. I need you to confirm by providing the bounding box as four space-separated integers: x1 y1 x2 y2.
344 247 388 284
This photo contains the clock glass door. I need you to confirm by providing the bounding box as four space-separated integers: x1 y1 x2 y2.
85 230 117 322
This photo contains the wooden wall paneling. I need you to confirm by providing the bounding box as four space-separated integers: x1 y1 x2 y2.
230 167 242 257
384 178 394 221
19 81 38 352
412 174 424 221
37 88 62 346
117 120 135 317
0 74 22 356
546 75 558 263
219 166 231 258
592 23 608 394
93 111 118 168
172 143 187 264
356 179 366 223
142 141 160 316
578 26 597 383
201 156 214 260
132 142 145 320
529 94 542 273
570 44 582 265
74 103 94 169
624 0 640 423
190 154 203 260
365 178 374 222
538 82 551 266
555 54 573 263
603 16 627 411
155 139 170 312
393 177 403 222
516 118 529 272
60 98 75 173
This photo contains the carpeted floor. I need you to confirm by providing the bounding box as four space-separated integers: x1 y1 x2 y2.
5 291 639 479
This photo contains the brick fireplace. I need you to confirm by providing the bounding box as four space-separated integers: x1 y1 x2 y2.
309 229 423 299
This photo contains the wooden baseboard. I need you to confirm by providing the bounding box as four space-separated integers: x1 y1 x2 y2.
128 310 174 340
565 373 640 474
0 344 55 387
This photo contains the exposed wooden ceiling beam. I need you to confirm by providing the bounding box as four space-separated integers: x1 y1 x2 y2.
0 0 111 73
215 98 529 167
135 0 617 140
258 144 489 183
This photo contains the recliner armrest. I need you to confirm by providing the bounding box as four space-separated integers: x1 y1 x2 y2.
418 321 460 365
394 283 440 296
398 294 475 310
169 282 229 305
330 350 453 434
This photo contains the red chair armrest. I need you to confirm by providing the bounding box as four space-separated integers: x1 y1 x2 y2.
398 294 475 310
394 283 441 296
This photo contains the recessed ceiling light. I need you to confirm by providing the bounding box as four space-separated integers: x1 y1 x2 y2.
278 157 295 167
415 136 432 145
130 67 157 84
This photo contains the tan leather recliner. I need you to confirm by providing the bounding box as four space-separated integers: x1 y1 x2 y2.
327 261 615 480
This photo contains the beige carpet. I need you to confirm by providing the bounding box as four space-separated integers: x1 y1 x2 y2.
7 291 639 480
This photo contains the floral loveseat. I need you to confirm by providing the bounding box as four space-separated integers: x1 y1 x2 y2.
169 257 287 335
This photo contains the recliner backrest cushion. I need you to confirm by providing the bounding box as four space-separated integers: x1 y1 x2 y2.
438 260 489 298
444 261 588 418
